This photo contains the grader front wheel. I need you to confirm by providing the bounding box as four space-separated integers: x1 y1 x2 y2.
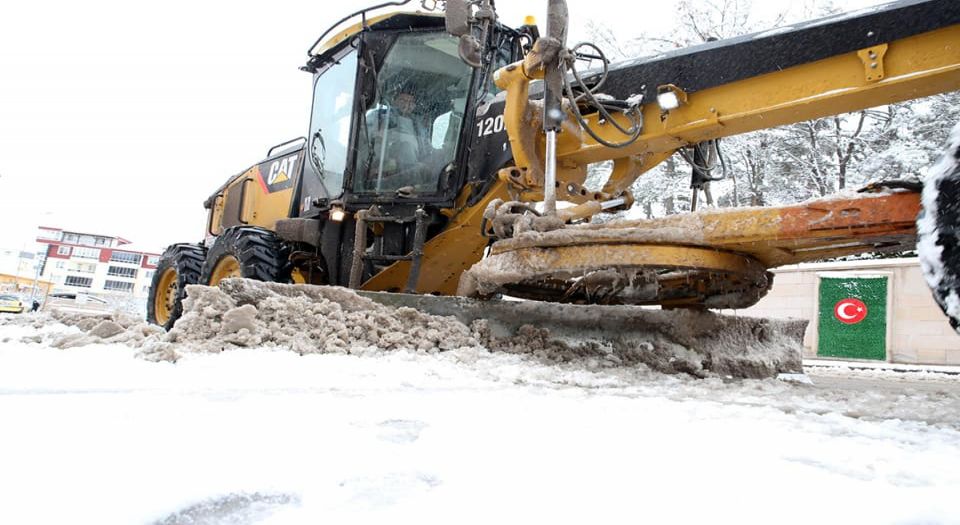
147 244 206 330
200 226 291 287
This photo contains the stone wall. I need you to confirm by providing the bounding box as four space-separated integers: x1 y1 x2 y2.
732 258 960 365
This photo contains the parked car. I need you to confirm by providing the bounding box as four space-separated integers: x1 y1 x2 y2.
0 294 25 314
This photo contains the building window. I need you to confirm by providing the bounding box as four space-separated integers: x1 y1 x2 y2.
110 251 141 264
72 262 96 274
104 280 135 292
107 266 138 279
57 246 71 256
64 276 93 288
94 237 109 246
63 233 79 243
37 229 60 241
72 247 101 259
146 256 159 266
55 261 66 269
144 270 155 280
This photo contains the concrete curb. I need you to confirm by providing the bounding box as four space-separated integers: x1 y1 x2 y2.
803 358 960 375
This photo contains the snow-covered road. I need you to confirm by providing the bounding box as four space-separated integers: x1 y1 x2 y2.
1 322 959 525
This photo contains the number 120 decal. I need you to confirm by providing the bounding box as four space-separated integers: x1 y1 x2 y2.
476 115 505 137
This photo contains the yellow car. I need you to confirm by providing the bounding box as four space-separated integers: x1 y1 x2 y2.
0 294 25 314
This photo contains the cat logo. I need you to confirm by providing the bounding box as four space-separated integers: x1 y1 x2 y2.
269 165 290 184
256 152 301 193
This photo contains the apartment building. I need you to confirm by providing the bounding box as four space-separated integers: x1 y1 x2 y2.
36 227 160 299
0 248 36 278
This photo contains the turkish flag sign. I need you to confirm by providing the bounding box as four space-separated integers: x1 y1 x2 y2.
819 277 887 360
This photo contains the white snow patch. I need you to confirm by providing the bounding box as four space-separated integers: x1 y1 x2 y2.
777 372 814 385
1 319 959 524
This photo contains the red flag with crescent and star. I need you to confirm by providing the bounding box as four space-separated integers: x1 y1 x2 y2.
833 298 867 324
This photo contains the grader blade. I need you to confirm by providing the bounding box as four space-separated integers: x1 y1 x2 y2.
460 190 920 309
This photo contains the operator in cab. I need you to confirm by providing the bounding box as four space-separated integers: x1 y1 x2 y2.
364 87 425 183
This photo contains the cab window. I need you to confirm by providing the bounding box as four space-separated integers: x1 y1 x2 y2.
307 49 358 199
353 31 474 196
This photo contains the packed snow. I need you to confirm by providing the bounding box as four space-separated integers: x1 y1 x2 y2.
1 305 959 525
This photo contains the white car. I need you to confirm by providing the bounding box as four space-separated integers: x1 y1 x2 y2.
0 294 25 314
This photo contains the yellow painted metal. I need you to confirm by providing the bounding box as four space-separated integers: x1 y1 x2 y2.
153 267 178 326
244 179 295 230
857 44 889 82
494 62 541 183
207 194 224 236
601 152 672 196
208 255 241 286
575 25 960 163
498 24 960 196
209 169 294 236
291 268 307 284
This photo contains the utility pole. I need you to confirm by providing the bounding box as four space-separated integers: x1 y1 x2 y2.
30 252 44 300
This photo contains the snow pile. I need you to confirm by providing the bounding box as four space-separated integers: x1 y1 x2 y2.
48 309 165 349
162 280 479 358
917 121 960 332
1 282 482 364
2 279 805 378
0 309 164 350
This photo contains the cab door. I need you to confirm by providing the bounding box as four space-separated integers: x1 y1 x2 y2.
299 46 359 217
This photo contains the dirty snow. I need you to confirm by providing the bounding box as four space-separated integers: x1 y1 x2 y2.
1 307 960 524
12 280 805 379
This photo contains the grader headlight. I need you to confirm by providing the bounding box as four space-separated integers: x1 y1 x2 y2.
329 204 347 223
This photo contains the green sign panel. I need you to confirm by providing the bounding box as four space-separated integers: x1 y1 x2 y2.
817 276 887 360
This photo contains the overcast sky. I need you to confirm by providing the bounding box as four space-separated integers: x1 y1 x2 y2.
0 0 883 253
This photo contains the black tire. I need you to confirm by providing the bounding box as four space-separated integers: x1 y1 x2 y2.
200 226 291 286
147 243 206 330
918 124 960 334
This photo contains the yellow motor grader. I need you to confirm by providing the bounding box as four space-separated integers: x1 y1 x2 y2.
148 0 960 372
